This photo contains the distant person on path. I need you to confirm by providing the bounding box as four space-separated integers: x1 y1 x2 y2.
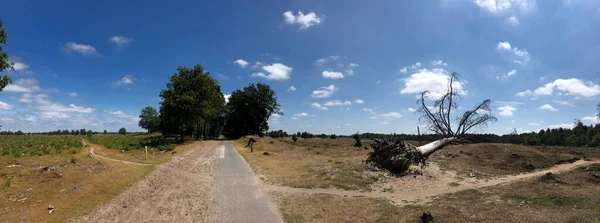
246 138 257 152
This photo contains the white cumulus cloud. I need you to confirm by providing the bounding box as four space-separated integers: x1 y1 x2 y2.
114 75 134 87
234 59 249 68
288 86 296 92
400 68 465 99
109 36 134 49
283 11 323 29
251 63 292 80
379 112 403 119
355 99 364 104
498 105 516 116
519 78 600 98
311 84 337 98
322 71 344 79
324 100 352 106
0 101 15 110
540 104 557 111
64 42 99 56
311 102 328 110
497 41 512 51
507 16 520 25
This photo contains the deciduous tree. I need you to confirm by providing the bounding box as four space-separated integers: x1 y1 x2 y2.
139 106 160 133
223 83 282 138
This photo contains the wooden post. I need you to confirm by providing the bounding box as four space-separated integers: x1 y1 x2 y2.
145 146 148 160
417 126 422 146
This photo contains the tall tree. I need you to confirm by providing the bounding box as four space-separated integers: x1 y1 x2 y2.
223 83 282 138
159 64 225 142
0 20 14 130
0 20 13 91
139 106 160 133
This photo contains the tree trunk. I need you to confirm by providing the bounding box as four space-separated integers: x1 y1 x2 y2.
180 131 185 143
195 122 201 140
416 137 457 156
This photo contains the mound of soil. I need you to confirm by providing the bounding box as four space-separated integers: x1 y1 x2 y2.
539 172 563 184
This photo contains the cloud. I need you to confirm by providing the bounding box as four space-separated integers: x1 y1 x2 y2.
345 63 359 75
288 86 296 92
68 92 79 97
283 11 323 29
224 94 231 103
0 101 15 110
251 63 292 80
3 78 42 93
379 112 403 119
293 112 309 117
311 102 328 110
311 84 337 98
269 113 282 122
497 41 512 51
507 70 517 76
540 104 557 111
520 78 600 98
234 59 249 68
64 42 100 56
400 68 465 99
109 36 134 49
322 71 344 79
355 99 364 104
400 67 408 73
316 58 327 65
400 62 423 74
113 75 134 87
497 105 516 116
474 0 535 13
555 100 574 107
512 47 530 65
324 100 352 106
549 123 572 129
528 122 540 126
432 60 448 66
408 107 416 112
581 116 599 123
507 16 520 25
104 110 139 122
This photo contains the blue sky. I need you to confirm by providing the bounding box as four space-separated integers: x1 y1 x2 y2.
1 0 599 134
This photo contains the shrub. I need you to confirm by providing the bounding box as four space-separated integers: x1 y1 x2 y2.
353 132 362 147
118 128 127 135
292 135 298 142
330 134 337 139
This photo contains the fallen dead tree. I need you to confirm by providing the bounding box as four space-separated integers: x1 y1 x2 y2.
367 73 497 175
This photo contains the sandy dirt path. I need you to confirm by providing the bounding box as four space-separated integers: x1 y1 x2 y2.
83 140 153 166
76 141 219 223
263 159 600 205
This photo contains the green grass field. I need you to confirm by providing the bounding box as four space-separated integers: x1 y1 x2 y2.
87 134 178 151
0 135 83 157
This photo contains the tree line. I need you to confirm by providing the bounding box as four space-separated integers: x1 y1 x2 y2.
137 64 281 142
0 128 129 135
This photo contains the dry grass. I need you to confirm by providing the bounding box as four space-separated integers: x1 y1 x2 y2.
232 137 381 190
429 143 600 178
274 163 600 223
86 140 198 164
0 147 154 222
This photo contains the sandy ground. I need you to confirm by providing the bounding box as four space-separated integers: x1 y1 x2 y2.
76 141 219 223
264 159 600 205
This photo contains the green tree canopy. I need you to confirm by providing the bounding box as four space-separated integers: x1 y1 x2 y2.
0 20 13 92
139 106 160 133
223 83 281 138
159 64 225 141
118 127 127 135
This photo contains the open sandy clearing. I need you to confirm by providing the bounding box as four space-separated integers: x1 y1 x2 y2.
77 140 219 222
262 159 600 205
